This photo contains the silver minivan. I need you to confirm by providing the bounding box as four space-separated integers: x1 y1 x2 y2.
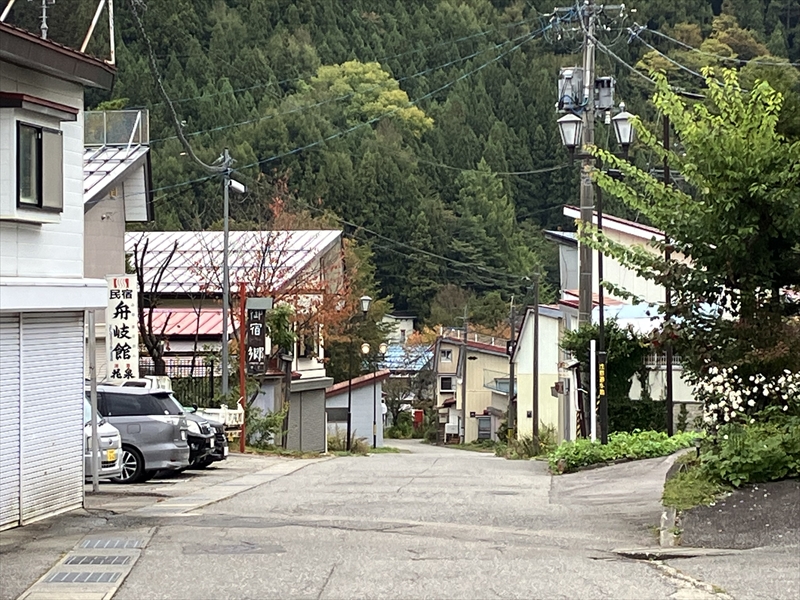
94 385 190 483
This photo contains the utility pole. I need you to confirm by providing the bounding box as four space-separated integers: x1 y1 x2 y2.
460 306 469 445
221 148 232 398
577 0 596 327
597 185 608 444
532 273 540 442
663 116 674 436
507 298 516 439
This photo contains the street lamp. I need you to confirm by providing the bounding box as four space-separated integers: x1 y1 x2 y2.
372 341 388 449
611 107 635 152
346 295 371 450
557 113 584 154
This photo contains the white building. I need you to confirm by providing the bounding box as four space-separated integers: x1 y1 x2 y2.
0 22 115 529
326 370 390 449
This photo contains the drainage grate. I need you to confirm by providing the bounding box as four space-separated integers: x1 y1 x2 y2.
64 555 132 566
45 572 121 583
80 538 144 549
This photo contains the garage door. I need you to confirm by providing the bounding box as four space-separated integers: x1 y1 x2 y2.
0 315 21 529
20 312 85 524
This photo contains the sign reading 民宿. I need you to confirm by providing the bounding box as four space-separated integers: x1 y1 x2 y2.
106 275 139 380
245 297 273 375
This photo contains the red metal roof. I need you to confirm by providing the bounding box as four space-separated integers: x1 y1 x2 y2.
325 369 391 397
150 308 231 337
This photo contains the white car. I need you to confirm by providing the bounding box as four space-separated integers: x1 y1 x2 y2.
84 399 122 480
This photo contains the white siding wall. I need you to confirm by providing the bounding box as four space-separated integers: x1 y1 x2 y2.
591 229 665 305
515 312 562 439
326 384 384 447
0 62 85 279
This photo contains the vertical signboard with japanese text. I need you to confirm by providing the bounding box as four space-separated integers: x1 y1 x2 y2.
245 297 273 376
106 276 139 380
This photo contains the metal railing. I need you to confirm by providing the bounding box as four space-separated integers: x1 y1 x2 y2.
85 110 149 147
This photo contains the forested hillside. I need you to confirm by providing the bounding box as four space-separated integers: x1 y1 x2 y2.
8 0 799 324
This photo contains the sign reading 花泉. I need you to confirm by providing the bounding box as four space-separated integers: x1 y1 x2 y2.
106 275 139 380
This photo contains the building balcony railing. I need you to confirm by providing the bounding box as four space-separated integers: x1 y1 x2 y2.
85 109 149 147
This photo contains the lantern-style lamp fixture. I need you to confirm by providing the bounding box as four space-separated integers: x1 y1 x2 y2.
612 109 635 151
361 342 371 355
378 342 388 355
557 113 583 151
360 295 372 314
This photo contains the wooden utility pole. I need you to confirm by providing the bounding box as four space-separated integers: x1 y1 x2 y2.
663 116 674 436
238 282 247 453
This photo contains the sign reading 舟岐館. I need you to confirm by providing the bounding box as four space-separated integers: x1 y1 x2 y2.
106 275 139 380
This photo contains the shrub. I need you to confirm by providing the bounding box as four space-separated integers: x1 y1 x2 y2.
246 405 287 449
701 415 800 486
548 430 697 474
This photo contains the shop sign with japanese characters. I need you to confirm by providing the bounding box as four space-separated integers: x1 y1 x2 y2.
245 297 273 375
106 275 139 380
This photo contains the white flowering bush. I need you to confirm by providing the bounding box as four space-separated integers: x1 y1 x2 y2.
695 366 800 431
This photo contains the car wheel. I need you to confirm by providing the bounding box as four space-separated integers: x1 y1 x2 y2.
110 446 145 484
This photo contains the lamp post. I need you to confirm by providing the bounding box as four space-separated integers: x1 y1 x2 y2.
372 342 388 449
346 295 372 451
557 105 634 443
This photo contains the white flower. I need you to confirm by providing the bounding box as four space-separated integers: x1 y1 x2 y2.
784 406 789 412
747 399 756 407
723 434 729 440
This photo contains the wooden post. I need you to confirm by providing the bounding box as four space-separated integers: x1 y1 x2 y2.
239 282 247 453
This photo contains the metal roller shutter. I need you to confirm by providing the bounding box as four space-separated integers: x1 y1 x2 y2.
20 312 85 524
0 315 21 529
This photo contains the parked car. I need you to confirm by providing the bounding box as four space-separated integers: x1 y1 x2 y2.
84 398 122 480
183 410 217 468
183 406 229 468
91 385 190 483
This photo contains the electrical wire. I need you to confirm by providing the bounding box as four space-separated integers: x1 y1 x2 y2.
642 26 800 68
126 0 227 174
149 27 542 145
145 15 543 110
415 159 571 176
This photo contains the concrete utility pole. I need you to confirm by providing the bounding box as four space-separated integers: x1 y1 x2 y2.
663 116 674 436
460 307 469 445
508 298 516 439
221 148 232 398
577 0 596 327
532 273 540 442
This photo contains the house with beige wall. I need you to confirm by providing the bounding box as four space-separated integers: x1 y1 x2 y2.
433 328 509 444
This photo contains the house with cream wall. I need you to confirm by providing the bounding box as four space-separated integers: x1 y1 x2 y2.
0 22 114 529
433 328 510 444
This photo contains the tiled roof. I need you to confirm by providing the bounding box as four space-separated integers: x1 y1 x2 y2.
125 230 341 296
84 145 149 206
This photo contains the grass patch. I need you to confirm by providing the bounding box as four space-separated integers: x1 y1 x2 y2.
548 430 697 474
245 445 322 459
662 458 731 510
368 446 404 454
448 441 498 453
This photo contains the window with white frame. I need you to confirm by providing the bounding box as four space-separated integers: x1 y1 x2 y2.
440 349 452 363
439 376 454 392
16 122 63 212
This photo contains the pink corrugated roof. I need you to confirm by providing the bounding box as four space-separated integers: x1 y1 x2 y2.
125 230 341 296
150 308 230 337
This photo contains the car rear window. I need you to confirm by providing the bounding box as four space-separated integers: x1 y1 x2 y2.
104 392 182 416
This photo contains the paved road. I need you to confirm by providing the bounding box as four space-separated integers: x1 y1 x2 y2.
112 441 705 599
6 442 795 599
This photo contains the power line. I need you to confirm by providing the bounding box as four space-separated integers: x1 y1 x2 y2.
641 26 800 68
149 28 542 145
416 158 571 176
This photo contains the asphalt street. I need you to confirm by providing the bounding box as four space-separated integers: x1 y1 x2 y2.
3 442 797 599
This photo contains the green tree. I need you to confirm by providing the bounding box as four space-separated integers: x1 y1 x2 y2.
588 68 800 386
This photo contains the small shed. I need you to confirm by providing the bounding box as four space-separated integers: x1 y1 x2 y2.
326 370 391 448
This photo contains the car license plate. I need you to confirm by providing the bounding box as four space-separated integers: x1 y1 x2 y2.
210 438 215 448
106 448 117 462
223 446 229 457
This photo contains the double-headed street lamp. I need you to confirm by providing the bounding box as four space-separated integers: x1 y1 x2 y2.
346 295 372 451
557 105 634 444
